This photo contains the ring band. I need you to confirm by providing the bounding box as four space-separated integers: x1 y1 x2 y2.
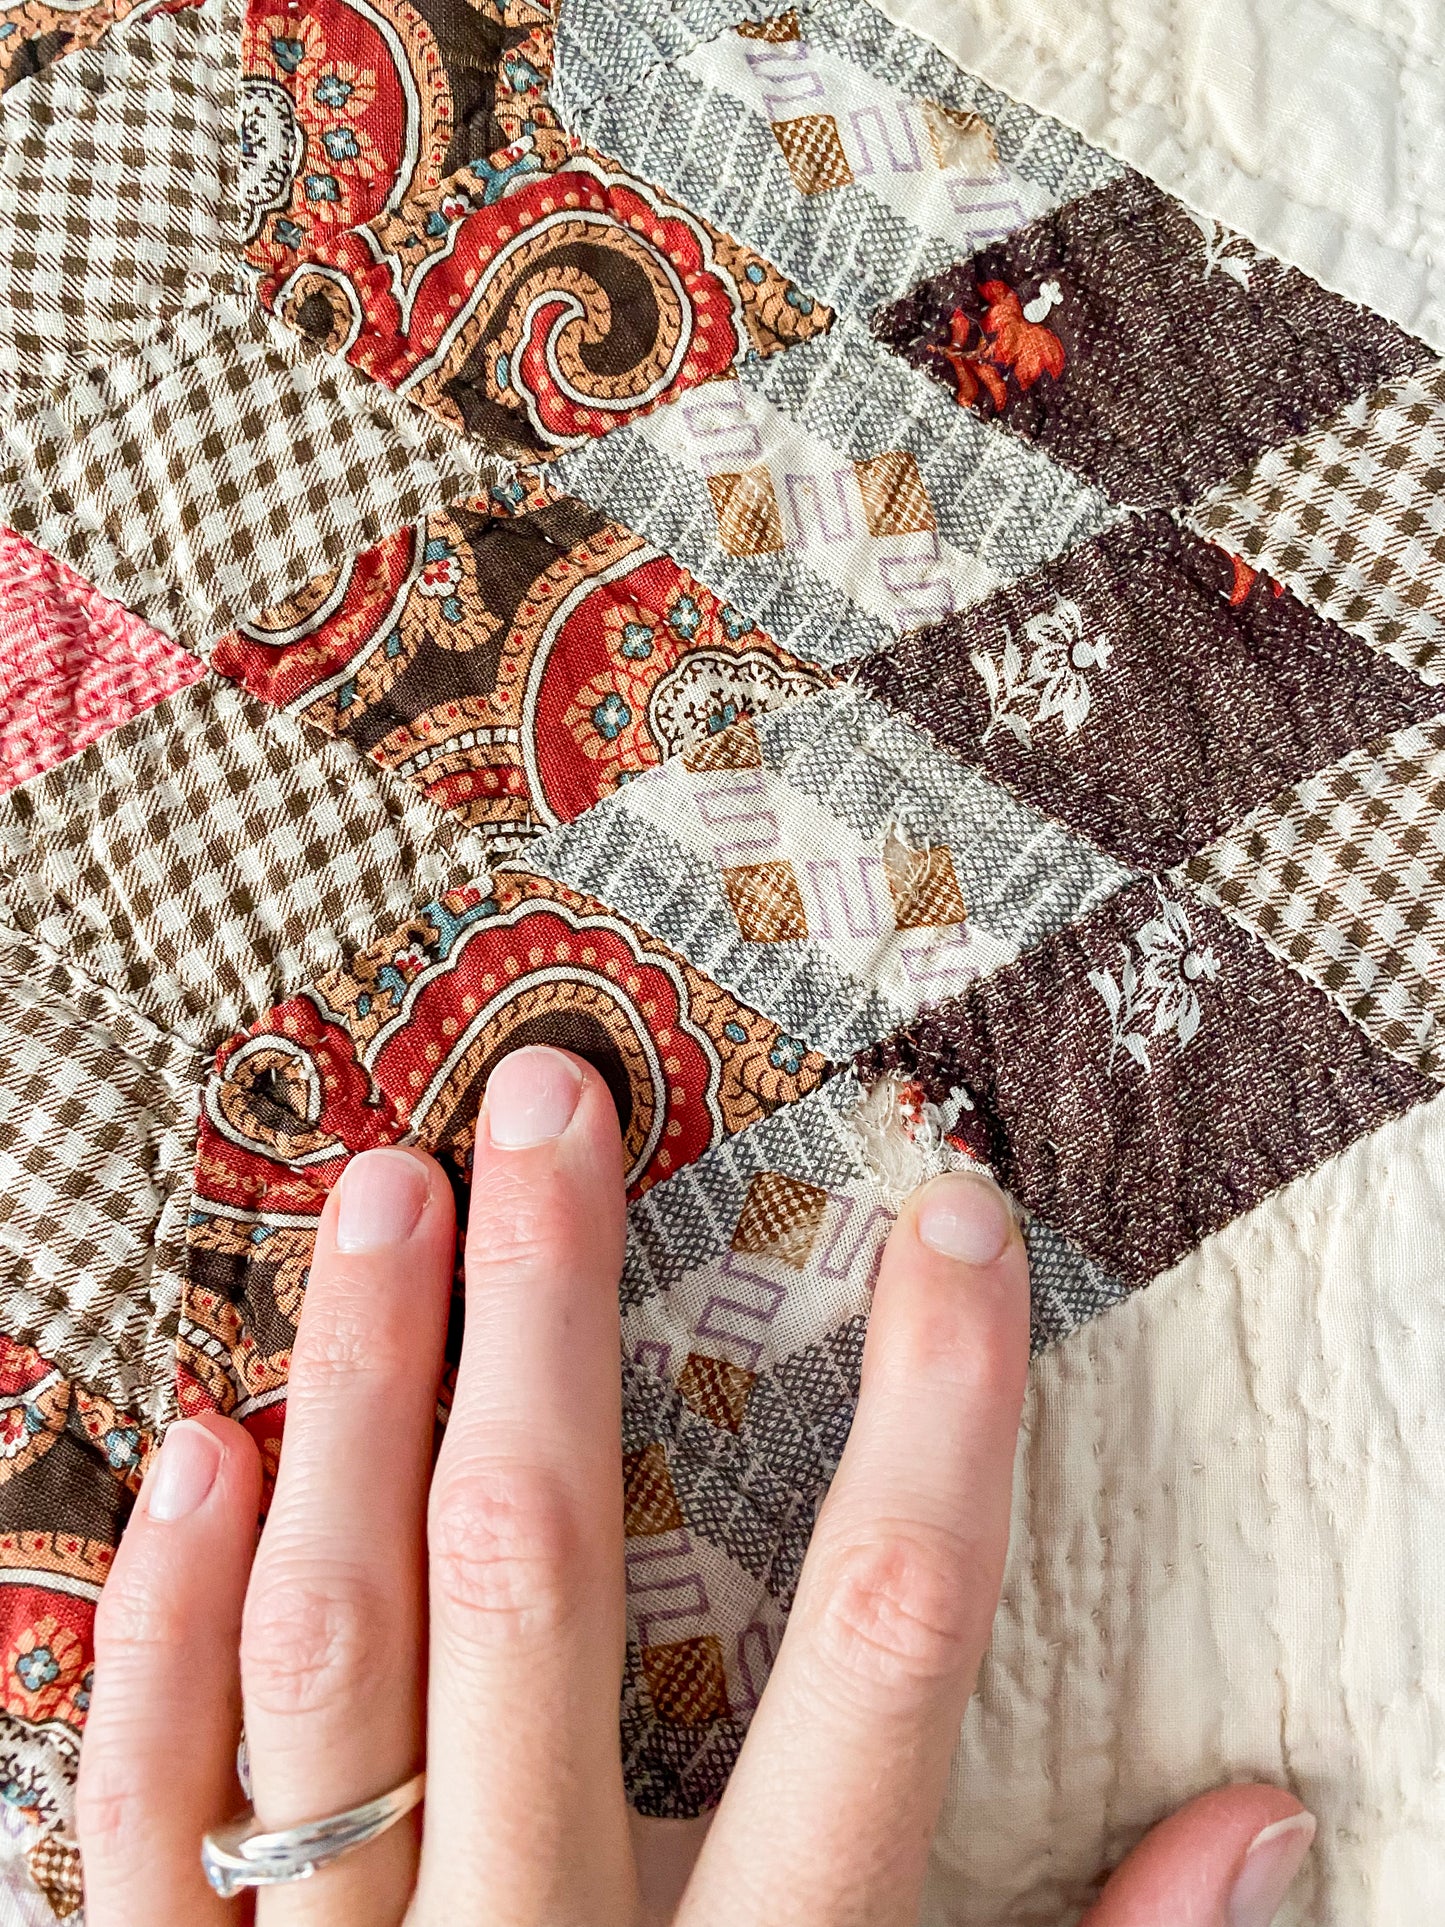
201 1771 425 1897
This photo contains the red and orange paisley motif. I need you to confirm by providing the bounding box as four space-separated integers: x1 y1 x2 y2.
259 148 831 450
212 493 830 847
0 1341 152 1841
180 873 830 1436
241 0 560 270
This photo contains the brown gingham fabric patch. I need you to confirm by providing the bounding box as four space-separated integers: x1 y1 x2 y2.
0 297 504 645
25 1835 83 1919
1188 361 1445 686
0 0 241 391
1180 715 1445 1078
0 676 494 1043
0 943 197 1429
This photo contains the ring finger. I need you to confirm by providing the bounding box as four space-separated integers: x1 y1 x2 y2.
241 1145 456 1925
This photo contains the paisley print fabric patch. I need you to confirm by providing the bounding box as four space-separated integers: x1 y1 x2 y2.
2 0 1445 1912
212 488 830 854
0 1335 154 1901
261 142 831 449
240 0 563 274
180 869 829 1455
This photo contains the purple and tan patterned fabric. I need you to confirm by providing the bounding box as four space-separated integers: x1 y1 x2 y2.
2 0 1443 1919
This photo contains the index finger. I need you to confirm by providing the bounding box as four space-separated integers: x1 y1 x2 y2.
678 1170 1030 1927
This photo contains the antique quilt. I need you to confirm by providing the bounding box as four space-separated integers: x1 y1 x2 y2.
1 0 1443 1919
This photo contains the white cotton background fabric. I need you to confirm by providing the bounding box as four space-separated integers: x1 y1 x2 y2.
926 1088 1445 1924
865 0 1445 351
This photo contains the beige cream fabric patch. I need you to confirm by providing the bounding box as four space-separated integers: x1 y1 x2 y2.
928 1087 1445 1925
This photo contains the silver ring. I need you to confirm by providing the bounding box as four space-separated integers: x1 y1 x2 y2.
201 1771 425 1897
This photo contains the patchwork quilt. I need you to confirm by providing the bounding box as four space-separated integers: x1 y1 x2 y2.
1 0 1443 1919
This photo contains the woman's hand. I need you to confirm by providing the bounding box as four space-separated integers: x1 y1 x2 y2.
75 1045 1314 1926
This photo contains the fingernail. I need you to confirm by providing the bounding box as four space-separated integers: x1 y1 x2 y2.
1228 1812 1317 1927
146 1421 222 1523
335 1147 430 1253
916 1172 1014 1265
485 1045 584 1149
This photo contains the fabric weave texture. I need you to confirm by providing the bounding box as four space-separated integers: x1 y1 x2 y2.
1 1 1443 1920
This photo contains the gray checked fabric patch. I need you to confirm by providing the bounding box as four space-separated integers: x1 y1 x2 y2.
553 0 782 120
554 313 1115 671
0 676 495 1045
610 1067 1124 1813
1188 361 1445 686
624 1071 1122 1348
1179 714 1445 1078
524 685 1133 1059
0 0 241 393
574 54 963 320
804 0 1122 198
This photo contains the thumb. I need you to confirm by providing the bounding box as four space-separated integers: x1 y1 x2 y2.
1080 1785 1316 1927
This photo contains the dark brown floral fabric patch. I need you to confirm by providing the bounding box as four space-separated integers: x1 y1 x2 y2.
855 514 1443 870
858 878 1437 1285
871 170 1432 507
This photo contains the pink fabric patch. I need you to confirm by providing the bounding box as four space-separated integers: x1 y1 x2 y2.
0 529 204 792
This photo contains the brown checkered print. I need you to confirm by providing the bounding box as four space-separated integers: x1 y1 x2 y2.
623 1442 685 1537
1189 362 1445 686
770 112 854 194
1180 716 1445 1077
0 935 197 1428
0 298 502 646
0 677 494 1045
676 1352 756 1433
641 1634 732 1726
722 860 809 941
26 1835 83 1918
884 840 969 930
706 466 787 557
854 450 937 539
730 1170 829 1270
737 9 800 40
0 0 240 392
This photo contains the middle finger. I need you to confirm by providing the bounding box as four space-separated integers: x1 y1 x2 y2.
242 1145 455 1926
413 1047 635 1927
